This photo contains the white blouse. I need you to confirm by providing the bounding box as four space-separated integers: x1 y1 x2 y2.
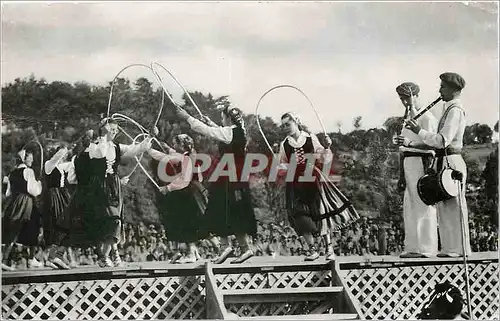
44 147 76 187
278 131 333 166
88 137 150 175
5 164 42 197
148 148 201 192
187 116 235 144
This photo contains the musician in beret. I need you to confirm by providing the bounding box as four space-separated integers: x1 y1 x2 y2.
405 72 471 257
393 82 438 258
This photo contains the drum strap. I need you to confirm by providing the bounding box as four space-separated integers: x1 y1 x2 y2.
434 105 464 171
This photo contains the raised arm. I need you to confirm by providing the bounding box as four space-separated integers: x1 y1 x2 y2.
186 116 233 144
120 138 152 159
45 147 69 175
148 148 183 164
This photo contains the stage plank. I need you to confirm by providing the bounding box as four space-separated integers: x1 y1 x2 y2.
2 251 497 282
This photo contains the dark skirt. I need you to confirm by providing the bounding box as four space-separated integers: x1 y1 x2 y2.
286 167 360 236
66 175 122 247
2 193 42 246
201 181 257 238
158 181 207 243
43 187 72 246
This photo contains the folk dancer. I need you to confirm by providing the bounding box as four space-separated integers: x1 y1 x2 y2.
405 72 471 257
277 112 359 261
148 132 207 263
2 148 43 271
67 120 152 267
175 105 258 264
394 82 439 258
42 144 78 269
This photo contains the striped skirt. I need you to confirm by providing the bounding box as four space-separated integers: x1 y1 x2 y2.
43 187 72 246
285 166 359 236
2 193 42 246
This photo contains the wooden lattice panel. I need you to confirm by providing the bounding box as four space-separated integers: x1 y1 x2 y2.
216 271 332 291
227 300 335 317
2 276 206 320
338 262 499 320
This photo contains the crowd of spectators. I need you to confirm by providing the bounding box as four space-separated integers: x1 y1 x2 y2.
3 217 497 270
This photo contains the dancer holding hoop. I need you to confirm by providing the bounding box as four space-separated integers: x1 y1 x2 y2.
42 143 78 270
2 148 44 271
277 112 359 261
148 130 207 264
67 119 152 267
175 105 257 264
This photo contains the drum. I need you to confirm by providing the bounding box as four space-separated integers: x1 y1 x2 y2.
417 168 459 206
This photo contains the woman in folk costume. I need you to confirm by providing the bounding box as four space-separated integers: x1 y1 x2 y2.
393 82 439 258
277 112 359 261
2 148 43 271
42 144 78 269
68 119 152 267
148 131 207 263
175 105 257 264
405 72 471 257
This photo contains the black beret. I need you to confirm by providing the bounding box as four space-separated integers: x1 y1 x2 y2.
440 72 466 90
396 82 420 97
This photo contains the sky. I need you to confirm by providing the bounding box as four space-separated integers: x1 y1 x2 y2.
1 1 498 133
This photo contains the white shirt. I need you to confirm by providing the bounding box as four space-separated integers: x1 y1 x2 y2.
187 116 235 144
400 110 438 154
5 164 42 197
418 99 466 149
88 137 150 175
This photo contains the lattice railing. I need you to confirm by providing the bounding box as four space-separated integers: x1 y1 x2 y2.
338 261 499 320
2 276 206 320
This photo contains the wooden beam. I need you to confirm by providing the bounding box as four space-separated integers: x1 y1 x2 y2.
205 262 229 320
223 286 343 304
330 261 364 320
238 313 359 320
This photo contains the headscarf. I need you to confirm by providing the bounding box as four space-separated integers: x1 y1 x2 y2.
281 112 303 130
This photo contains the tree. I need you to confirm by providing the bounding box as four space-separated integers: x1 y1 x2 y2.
463 125 477 145
475 124 493 144
482 148 498 200
353 116 363 130
494 121 498 133
336 121 343 133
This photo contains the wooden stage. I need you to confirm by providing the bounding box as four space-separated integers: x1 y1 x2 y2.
2 252 498 319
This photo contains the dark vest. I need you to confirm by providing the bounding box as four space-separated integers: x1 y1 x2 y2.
217 127 247 180
45 167 67 188
93 143 121 177
9 167 29 196
284 136 315 175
